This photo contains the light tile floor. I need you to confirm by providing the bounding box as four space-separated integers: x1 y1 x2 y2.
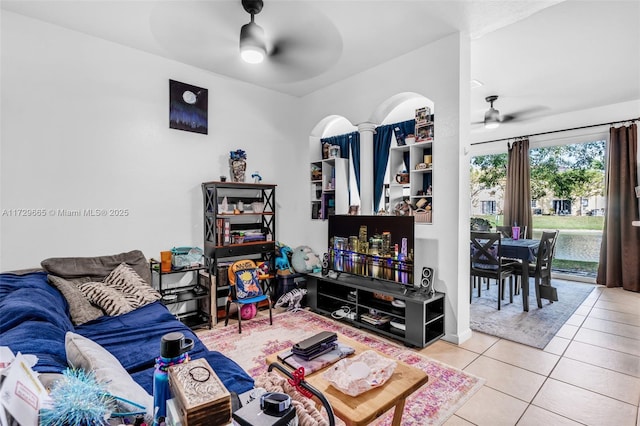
420 285 640 426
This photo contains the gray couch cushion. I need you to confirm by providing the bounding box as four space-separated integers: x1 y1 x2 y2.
41 250 151 285
47 275 104 325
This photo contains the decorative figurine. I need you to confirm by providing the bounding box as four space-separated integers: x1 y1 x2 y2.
251 171 262 183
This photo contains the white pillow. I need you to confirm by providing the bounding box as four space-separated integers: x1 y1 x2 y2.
65 332 153 418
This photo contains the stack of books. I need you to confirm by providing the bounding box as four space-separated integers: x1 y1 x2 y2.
360 312 391 327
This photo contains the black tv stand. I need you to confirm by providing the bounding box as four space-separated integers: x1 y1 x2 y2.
306 272 444 348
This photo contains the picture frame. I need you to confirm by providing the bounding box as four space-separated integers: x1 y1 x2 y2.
169 79 208 134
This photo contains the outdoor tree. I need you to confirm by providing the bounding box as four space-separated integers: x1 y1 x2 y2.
470 154 507 213
470 140 605 215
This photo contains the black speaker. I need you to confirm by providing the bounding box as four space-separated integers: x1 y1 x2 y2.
321 253 329 276
421 267 434 294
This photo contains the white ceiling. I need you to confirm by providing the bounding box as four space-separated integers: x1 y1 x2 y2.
3 0 639 139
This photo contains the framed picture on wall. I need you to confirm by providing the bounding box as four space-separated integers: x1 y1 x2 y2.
169 79 208 134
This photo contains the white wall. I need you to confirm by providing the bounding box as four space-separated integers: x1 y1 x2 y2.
298 33 472 343
1 11 472 343
0 11 304 270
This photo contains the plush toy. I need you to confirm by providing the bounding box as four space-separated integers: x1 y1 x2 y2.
291 245 322 273
275 242 293 275
257 261 270 276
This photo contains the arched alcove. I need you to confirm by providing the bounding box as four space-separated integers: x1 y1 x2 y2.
369 92 431 125
309 115 358 219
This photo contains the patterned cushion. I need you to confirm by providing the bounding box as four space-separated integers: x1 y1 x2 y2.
103 263 161 305
78 281 138 316
47 275 104 325
228 259 263 300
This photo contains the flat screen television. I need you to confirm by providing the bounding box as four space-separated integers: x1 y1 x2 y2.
327 215 414 285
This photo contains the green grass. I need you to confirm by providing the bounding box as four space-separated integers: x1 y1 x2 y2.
552 259 599 276
474 214 604 231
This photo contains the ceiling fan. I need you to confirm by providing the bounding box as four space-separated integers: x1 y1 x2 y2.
236 0 342 74
239 0 267 64
475 95 547 129
484 95 520 129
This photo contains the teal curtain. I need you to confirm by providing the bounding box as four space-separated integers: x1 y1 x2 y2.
373 124 393 212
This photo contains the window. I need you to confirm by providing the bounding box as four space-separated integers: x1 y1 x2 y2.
481 200 496 214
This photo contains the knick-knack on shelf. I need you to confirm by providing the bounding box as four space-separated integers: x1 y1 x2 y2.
229 149 247 182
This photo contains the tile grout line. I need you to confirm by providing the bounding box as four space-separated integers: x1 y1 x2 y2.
514 284 605 424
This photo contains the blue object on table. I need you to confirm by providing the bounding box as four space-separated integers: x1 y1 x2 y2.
153 332 193 425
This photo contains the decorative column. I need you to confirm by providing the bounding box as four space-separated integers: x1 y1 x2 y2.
357 122 377 215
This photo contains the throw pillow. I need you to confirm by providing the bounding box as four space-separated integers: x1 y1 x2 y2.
47 275 104 325
65 332 153 419
77 281 138 316
103 263 161 305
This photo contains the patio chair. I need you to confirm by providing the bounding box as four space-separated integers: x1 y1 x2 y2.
512 230 560 308
470 232 515 310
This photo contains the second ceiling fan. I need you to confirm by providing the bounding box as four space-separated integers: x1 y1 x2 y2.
479 95 547 129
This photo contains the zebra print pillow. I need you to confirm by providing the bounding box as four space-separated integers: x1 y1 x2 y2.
103 262 161 305
78 281 138 316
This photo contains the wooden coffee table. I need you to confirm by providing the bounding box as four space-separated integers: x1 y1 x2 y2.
265 333 428 426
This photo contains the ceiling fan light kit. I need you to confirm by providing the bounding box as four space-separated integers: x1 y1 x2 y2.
240 0 266 64
484 95 501 129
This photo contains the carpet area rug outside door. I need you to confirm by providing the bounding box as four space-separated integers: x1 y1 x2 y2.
470 278 596 349
198 309 484 426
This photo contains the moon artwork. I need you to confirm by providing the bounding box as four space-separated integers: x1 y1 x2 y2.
169 79 208 134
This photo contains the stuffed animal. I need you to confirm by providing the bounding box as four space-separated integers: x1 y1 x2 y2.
274 242 293 275
291 245 322 273
275 288 308 311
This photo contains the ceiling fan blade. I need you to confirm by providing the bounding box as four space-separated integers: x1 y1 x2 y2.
500 105 549 122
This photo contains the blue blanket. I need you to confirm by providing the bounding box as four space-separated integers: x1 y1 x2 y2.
0 272 253 395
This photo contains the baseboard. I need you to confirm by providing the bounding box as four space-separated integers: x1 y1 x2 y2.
442 327 473 345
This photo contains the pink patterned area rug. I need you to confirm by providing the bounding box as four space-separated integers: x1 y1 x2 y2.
198 309 484 425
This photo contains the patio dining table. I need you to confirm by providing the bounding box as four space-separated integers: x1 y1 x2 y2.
500 238 540 311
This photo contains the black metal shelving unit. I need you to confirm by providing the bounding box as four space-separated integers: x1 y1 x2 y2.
150 259 212 329
201 181 277 320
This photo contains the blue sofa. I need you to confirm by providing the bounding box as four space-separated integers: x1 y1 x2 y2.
0 270 254 396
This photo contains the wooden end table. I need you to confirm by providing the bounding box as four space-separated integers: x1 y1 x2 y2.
265 333 428 426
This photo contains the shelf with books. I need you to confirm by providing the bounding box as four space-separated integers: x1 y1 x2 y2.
309 157 349 220
202 181 276 320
